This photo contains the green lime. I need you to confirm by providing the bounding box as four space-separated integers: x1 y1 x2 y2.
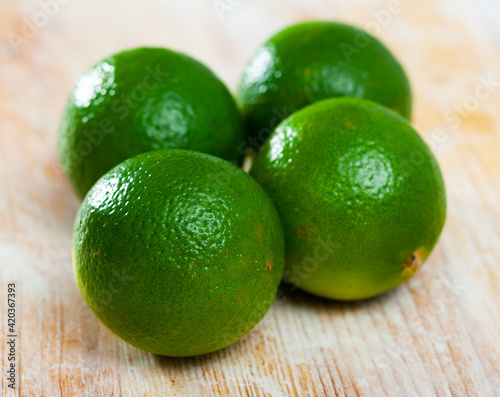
72 149 284 356
237 21 412 149
250 98 446 300
59 47 245 199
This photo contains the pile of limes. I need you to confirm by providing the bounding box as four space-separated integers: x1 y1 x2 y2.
60 22 446 357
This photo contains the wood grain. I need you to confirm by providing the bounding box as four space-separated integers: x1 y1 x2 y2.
1 0 499 395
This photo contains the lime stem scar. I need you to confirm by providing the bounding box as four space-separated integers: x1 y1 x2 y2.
402 249 424 276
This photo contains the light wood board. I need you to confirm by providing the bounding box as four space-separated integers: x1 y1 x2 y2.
1 0 500 395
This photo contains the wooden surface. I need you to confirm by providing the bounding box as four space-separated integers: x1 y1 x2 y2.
1 0 500 395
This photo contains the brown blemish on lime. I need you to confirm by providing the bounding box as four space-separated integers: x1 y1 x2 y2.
267 262 272 271
297 224 314 239
305 67 313 75
402 249 424 276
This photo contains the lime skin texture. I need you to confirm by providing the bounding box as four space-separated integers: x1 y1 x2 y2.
72 149 285 357
250 98 446 301
59 47 246 199
237 21 412 149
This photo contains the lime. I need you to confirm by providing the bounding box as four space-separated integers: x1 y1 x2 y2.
59 47 245 199
237 21 412 149
73 149 284 356
250 98 446 300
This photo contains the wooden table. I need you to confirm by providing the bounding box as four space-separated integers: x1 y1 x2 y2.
1 0 499 395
